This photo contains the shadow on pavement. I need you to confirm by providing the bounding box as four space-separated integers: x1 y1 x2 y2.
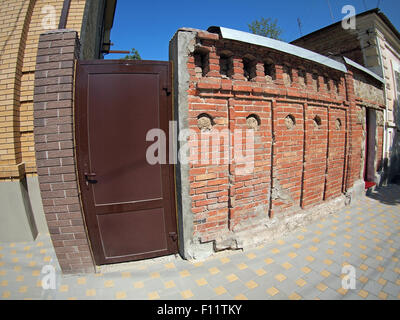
366 183 400 206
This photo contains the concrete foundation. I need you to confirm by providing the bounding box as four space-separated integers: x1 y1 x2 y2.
26 176 48 234
0 178 38 242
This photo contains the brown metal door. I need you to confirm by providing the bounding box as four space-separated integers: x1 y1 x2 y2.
75 60 178 265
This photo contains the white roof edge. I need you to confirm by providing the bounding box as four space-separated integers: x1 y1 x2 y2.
214 27 348 73
343 57 385 83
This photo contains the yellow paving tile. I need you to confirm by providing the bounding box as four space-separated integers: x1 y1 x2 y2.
271 248 280 254
86 289 96 297
293 243 302 249
179 270 190 278
376 255 383 261
0 270 6 276
309 246 318 252
180 290 194 299
133 281 144 289
378 291 388 300
282 262 293 270
164 262 175 269
288 252 297 259
245 280 258 289
220 257 230 264
376 266 385 273
255 268 267 276
305 256 315 262
360 264 368 271
247 253 256 260
116 292 126 299
320 270 331 278
164 280 176 289
16 275 24 282
358 290 369 298
275 274 287 282
276 239 285 245
359 275 368 284
14 266 21 272
150 272 160 279
344 243 351 248
25 253 33 259
0 280 8 287
288 292 302 300
2 291 11 298
266 287 279 296
209 267 220 274
312 238 320 243
296 278 307 287
59 285 68 292
28 261 36 267
36 242 44 247
337 288 348 295
378 278 387 286
43 256 51 262
323 259 333 265
121 272 131 278
343 251 351 257
297 235 304 240
193 262 203 267
236 263 248 270
328 240 336 246
104 280 114 288
196 278 208 286
316 283 328 292
214 286 227 295
234 294 248 300
326 249 334 255
77 277 86 285
0 262 3 267
149 291 160 300
226 274 238 282
12 258 19 263
301 267 311 274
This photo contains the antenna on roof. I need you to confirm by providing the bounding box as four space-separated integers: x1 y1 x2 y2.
326 0 334 23
297 17 303 37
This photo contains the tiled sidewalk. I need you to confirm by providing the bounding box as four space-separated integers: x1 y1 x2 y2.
1 185 399 300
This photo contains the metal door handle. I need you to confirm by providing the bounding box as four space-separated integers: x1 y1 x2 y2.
84 172 97 184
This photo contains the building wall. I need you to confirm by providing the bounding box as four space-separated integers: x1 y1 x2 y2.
292 11 400 183
170 29 384 259
0 0 87 240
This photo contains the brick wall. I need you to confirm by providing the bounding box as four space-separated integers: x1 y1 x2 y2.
33 30 94 274
0 0 87 180
181 29 384 246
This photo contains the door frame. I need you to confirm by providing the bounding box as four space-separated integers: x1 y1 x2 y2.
74 59 178 265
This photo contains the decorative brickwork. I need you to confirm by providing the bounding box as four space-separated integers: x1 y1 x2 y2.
33 30 94 274
176 29 385 250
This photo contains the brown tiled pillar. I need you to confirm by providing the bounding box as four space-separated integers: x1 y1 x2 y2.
33 30 95 274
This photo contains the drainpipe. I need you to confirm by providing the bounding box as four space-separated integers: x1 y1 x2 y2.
374 31 388 185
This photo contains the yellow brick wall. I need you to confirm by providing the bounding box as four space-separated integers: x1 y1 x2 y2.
0 0 87 180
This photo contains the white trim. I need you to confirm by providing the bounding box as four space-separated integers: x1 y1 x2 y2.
343 57 385 83
214 26 348 73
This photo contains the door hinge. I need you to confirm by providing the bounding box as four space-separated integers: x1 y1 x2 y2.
168 232 177 241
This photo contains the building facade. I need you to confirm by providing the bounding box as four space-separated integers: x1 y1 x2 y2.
292 8 400 185
0 0 115 242
0 2 389 274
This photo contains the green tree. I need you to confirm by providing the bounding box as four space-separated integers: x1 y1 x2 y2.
121 48 141 60
248 18 283 40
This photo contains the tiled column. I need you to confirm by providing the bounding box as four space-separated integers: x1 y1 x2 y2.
33 30 95 274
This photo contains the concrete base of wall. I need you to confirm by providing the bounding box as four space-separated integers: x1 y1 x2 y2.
184 193 359 261
26 176 48 234
0 178 38 242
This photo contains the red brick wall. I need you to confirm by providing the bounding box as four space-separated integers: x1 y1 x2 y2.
33 30 94 274
186 30 371 243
